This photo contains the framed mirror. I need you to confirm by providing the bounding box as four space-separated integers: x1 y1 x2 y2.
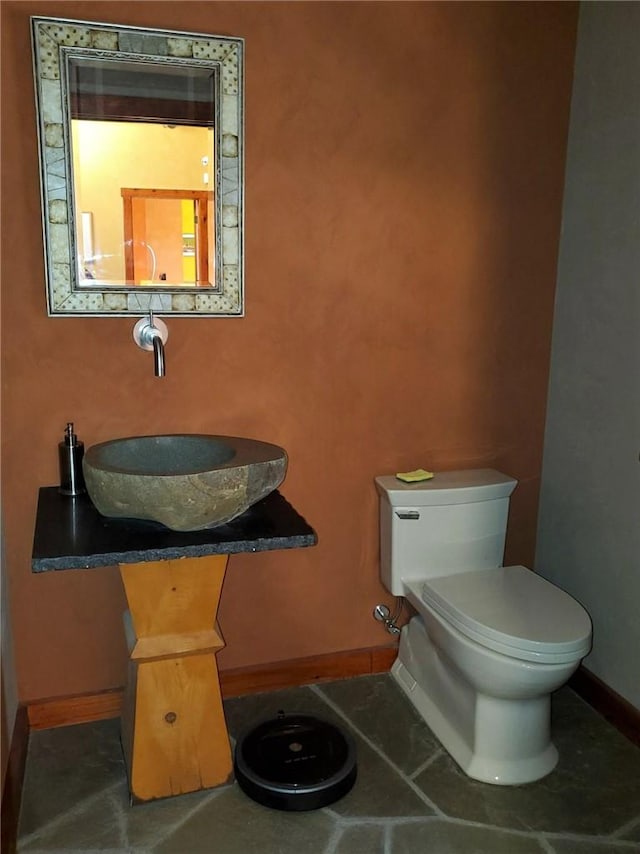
31 17 244 316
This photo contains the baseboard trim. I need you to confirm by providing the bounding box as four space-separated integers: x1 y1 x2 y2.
569 665 640 747
27 686 124 731
27 644 399 731
1 704 29 854
221 643 398 699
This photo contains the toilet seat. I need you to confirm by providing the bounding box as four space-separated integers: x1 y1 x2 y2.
421 566 592 664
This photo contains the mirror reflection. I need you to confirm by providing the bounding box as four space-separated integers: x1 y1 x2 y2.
70 57 216 289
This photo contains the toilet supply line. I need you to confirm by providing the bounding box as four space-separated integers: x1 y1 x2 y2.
373 599 403 635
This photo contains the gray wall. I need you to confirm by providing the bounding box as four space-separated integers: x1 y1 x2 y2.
536 2 640 710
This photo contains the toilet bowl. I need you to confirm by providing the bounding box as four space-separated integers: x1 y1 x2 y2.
375 469 592 785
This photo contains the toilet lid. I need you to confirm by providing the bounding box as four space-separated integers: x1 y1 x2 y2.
421 566 592 663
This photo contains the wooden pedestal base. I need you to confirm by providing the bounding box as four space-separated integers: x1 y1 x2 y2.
119 554 233 803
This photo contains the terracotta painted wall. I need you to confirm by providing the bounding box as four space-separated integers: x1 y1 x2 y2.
1 1 578 703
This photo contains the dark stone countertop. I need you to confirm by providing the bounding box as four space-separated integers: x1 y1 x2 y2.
32 487 318 571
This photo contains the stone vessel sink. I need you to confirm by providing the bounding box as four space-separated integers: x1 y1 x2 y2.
83 434 287 531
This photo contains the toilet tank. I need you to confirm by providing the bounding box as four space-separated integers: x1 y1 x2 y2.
375 469 517 595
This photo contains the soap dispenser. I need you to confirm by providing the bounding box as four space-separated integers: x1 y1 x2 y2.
58 422 86 496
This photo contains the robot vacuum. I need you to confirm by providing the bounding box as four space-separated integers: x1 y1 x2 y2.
234 711 357 811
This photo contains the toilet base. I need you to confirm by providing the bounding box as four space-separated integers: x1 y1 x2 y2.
392 617 559 785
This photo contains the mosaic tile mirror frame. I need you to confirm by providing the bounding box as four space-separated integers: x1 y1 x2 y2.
31 17 244 317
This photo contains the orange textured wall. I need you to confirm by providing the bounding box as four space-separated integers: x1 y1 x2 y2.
0 1 578 702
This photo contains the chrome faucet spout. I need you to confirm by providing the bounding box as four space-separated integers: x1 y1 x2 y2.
133 313 169 378
152 333 165 377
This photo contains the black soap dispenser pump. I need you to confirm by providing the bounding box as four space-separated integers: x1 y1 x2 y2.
58 422 86 496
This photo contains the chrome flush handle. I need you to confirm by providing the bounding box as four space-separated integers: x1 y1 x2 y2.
395 510 420 520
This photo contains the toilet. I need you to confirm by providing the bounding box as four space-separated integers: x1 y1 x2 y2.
375 468 592 785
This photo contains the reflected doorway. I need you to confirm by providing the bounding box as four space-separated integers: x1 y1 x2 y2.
121 188 214 286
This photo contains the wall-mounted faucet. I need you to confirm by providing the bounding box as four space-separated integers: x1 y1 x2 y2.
133 312 168 377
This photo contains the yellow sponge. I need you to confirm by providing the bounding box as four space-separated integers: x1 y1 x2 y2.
395 469 434 483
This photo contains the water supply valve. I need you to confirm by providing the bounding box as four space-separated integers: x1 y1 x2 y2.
373 602 402 635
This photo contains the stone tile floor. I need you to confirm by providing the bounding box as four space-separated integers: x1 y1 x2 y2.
17 674 640 853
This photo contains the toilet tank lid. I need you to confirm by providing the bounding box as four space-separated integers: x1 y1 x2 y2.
375 469 517 507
